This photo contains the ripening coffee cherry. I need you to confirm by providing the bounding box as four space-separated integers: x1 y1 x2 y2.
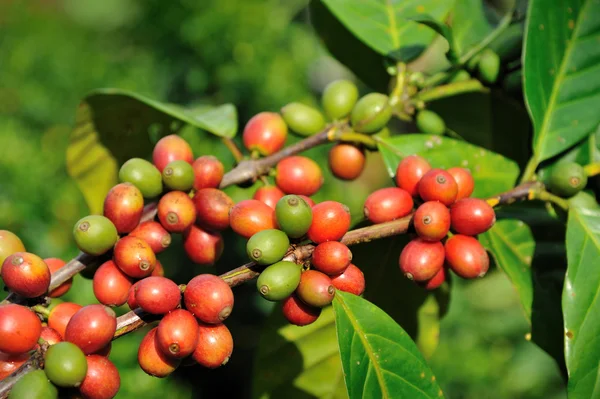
275 156 324 196
192 322 233 368
416 110 445 135
0 352 29 381
93 260 133 307
138 328 181 378
73 215 118 256
282 294 321 326
118 158 163 199
447 167 475 200
350 93 392 134
445 235 490 279
153 134 194 173
135 276 181 315
247 229 290 265
548 162 588 198
281 103 326 136
418 169 458 206
275 195 313 239
243 112 288 156
253 185 285 210
450 198 496 236
38 327 62 347
48 302 82 339
322 79 359 120
418 267 446 290
364 187 414 224
162 160 195 192
152 260 165 277
126 282 140 310
45 258 72 298
129 221 172 254
229 199 277 239
1 252 50 298
92 342 112 358
256 261 302 302
0 304 41 355
8 369 58 399
183 225 224 266
330 264 365 296
478 49 501 84
395 155 432 197
157 309 199 359
299 195 316 207
413 201 451 241
312 242 352 275
103 183 144 234
113 236 156 278
184 274 234 324
296 270 335 308
399 238 445 282
193 188 234 231
192 156 224 190
65 305 117 354
0 230 25 267
79 355 121 399
44 341 88 387
329 144 365 181
307 201 351 243
157 191 197 233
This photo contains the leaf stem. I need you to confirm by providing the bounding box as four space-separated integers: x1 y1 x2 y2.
520 156 539 183
415 80 488 103
221 138 245 163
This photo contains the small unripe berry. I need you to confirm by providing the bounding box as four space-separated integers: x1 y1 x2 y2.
307 201 351 243
157 191 197 233
418 169 458 206
229 199 277 239
548 162 588 198
247 229 290 265
8 369 57 398
129 221 172 254
45 258 72 298
79 355 121 399
73 215 118 256
193 188 234 231
44 341 88 387
296 270 335 308
0 304 41 355
416 110 445 135
1 252 50 298
118 158 163 199
48 302 82 339
275 195 313 239
65 304 116 354
312 242 352 275
275 156 324 196
157 309 199 359
364 187 414 224
282 294 321 326
192 322 233 368
256 261 302 302
113 236 156 278
413 201 451 241
93 260 133 307
253 185 285 210
399 238 445 282
445 235 490 279
135 276 181 314
103 182 144 234
184 274 234 324
450 198 496 236
478 49 501 84
322 79 359 120
138 328 181 378
162 160 195 191
183 225 224 266
418 267 446 290
281 103 326 137
350 93 392 134
243 112 288 156
329 144 365 181
447 167 475 200
153 134 194 173
330 264 365 296
0 230 25 267
192 156 224 190
395 155 432 197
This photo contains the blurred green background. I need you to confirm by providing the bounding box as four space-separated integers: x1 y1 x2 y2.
0 1 566 398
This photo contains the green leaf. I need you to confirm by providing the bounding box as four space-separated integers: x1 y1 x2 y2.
410 15 458 63
377 134 519 198
320 0 453 61
523 0 600 164
564 208 600 398
333 291 443 399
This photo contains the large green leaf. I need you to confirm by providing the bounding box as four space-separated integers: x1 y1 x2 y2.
523 0 600 164
333 291 443 399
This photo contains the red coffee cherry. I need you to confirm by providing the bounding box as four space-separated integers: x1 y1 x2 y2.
330 264 365 296
275 156 323 196
103 183 144 234
157 309 199 359
418 267 447 290
296 270 335 308
1 252 50 298
399 238 445 282
183 225 224 266
39 326 62 347
138 328 180 378
0 352 29 381
113 236 156 279
65 304 116 354
418 168 458 206
45 257 72 298
135 276 181 315
445 235 490 279
157 191 197 233
450 198 496 236
0 304 41 355
48 302 82 338
93 260 133 307
127 281 140 310
253 186 285 210
192 322 233 369
413 201 451 241
307 201 351 243
282 294 321 326
192 156 224 190
447 167 474 200
395 155 431 196
364 187 414 224
299 195 316 207
151 260 165 277
93 342 112 358
79 355 121 399
329 144 365 181
312 242 352 275
129 221 172 254
229 199 277 239
242 112 288 156
193 188 234 231
153 134 194 173
184 274 234 324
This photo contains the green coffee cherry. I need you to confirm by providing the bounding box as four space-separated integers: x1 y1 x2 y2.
73 215 118 256
275 195 313 238
44 342 88 387
466 53 481 71
281 103 326 137
256 261 302 301
350 93 392 134
548 162 588 198
119 158 163 198
162 160 194 191
321 80 359 120
449 70 471 83
8 369 58 399
246 229 290 265
478 49 501 84
416 110 446 136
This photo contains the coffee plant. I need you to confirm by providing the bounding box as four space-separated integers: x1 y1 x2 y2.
0 0 599 398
